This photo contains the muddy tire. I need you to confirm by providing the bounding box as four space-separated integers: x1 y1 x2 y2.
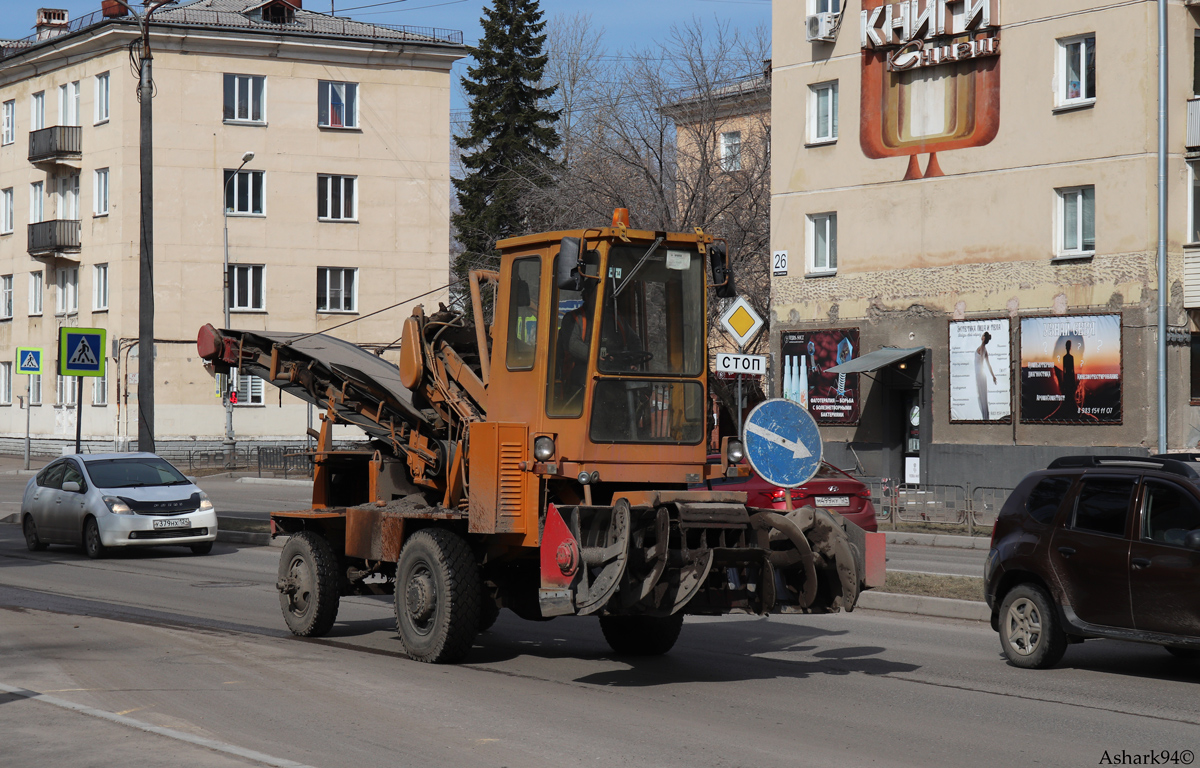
278 532 340 637
394 528 481 663
83 517 107 559
23 515 47 552
998 583 1067 669
599 614 685 656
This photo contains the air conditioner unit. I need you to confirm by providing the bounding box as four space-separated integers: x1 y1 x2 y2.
806 12 838 43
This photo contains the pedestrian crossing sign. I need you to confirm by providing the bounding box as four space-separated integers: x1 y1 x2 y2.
16 347 43 375
58 327 107 377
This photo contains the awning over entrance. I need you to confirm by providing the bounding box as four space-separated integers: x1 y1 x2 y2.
825 346 925 374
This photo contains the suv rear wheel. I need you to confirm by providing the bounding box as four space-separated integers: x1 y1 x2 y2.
998 583 1068 669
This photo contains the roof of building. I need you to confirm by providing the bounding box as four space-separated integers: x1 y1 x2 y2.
660 67 772 123
1 0 463 62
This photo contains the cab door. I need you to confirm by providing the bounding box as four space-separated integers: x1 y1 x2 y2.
29 462 66 540
1129 478 1200 636
52 460 90 544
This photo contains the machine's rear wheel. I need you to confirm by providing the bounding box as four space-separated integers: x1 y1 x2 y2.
599 614 684 656
394 528 481 663
277 532 340 637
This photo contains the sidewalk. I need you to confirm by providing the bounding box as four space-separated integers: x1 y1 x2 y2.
884 531 990 550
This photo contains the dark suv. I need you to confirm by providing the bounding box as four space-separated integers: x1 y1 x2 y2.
985 455 1200 669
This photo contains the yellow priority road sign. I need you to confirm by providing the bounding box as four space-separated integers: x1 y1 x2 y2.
59 327 107 377
718 296 765 350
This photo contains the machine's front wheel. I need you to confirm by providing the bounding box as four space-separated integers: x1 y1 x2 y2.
394 528 481 663
599 614 684 656
277 532 341 637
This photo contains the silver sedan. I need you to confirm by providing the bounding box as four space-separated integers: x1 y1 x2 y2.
20 453 219 558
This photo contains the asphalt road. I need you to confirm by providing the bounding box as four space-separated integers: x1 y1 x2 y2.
885 543 987 578
1 525 1197 768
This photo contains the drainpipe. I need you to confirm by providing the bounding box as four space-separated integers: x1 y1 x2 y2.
1157 0 1168 454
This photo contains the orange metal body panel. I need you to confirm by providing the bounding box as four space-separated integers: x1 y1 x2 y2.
468 422 531 537
346 506 405 562
863 531 887 588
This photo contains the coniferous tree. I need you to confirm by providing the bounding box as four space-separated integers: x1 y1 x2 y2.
452 0 559 286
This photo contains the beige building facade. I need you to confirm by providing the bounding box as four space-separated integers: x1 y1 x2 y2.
0 2 462 457
771 0 1200 487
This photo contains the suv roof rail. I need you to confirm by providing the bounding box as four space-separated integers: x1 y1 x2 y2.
1047 455 1199 478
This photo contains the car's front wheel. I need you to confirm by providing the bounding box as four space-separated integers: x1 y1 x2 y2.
83 517 107 559
998 583 1067 669
190 542 214 555
23 515 47 552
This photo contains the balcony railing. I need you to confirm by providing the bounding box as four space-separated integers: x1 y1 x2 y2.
28 125 81 163
28 219 81 256
1189 98 1200 150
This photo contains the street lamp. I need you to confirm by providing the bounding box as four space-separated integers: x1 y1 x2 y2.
222 150 254 466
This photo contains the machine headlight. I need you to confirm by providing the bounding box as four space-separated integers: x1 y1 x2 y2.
103 496 132 515
198 492 214 511
534 436 556 461
727 439 745 464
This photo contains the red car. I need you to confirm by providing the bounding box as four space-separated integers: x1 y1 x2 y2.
695 459 878 532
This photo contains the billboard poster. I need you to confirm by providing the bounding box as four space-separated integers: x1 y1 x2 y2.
949 318 1011 423
780 329 860 424
1020 315 1122 424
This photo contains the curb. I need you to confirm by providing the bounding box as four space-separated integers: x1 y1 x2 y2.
0 512 16 524
3 469 39 476
217 529 283 548
857 590 990 621
885 531 990 550
234 477 312 487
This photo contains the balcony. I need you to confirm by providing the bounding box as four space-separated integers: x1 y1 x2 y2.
28 125 81 164
28 219 81 257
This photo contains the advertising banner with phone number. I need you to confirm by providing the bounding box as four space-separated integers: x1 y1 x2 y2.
779 329 860 425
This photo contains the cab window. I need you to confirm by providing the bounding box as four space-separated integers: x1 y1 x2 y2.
545 254 593 418
37 462 66 490
62 461 87 492
505 257 541 371
1071 477 1136 537
1140 480 1200 547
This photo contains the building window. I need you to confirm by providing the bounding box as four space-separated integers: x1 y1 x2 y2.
30 374 41 405
59 173 80 221
1190 161 1200 245
56 374 78 406
317 175 356 221
1057 186 1095 258
93 263 109 311
56 266 78 315
29 271 42 316
1 188 12 234
807 212 838 274
58 81 79 126
94 168 109 216
30 181 43 223
1058 35 1096 107
1 100 13 145
809 81 838 143
0 275 12 319
92 371 107 405
224 169 264 215
317 267 357 312
31 92 44 131
813 0 840 12
233 369 265 406
0 363 11 405
223 74 266 123
719 131 742 171
318 81 358 128
228 264 265 311
95 72 110 123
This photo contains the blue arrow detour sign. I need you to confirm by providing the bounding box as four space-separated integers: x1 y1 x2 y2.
742 398 823 489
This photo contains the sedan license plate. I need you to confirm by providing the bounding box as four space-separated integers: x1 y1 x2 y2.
814 496 850 508
152 518 192 530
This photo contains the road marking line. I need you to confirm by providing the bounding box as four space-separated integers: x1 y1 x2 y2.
115 707 146 716
0 682 317 768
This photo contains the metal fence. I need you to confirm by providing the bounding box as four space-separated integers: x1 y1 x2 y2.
183 445 314 478
864 479 1013 534
257 446 313 479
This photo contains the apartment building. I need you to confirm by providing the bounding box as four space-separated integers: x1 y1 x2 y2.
771 0 1199 488
0 2 463 455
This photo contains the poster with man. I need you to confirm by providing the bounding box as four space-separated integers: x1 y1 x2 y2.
949 319 1011 422
1020 315 1122 424
779 328 860 424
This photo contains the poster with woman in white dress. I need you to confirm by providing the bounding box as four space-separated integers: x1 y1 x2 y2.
949 319 1011 422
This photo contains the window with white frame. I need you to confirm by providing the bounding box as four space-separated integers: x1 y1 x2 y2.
31 92 44 131
233 369 264 405
720 131 742 172
92 371 107 405
94 168 109 216
30 374 41 405
1 188 12 234
224 169 264 215
56 266 78 315
95 72 110 123
56 374 78 406
318 81 358 128
1 100 13 145
0 363 11 405
810 0 840 12
1057 185 1095 257
1192 161 1200 244
29 271 42 315
1058 35 1096 107
59 81 79 126
93 263 109 310
317 175 356 221
30 181 43 223
58 173 79 221
1 275 12 319
228 264 264 311
809 81 838 143
317 267 357 312
223 74 266 123
807 212 838 274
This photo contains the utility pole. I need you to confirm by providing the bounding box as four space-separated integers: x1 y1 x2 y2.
223 151 255 467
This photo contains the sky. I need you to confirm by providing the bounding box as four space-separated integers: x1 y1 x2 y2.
1 0 773 112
